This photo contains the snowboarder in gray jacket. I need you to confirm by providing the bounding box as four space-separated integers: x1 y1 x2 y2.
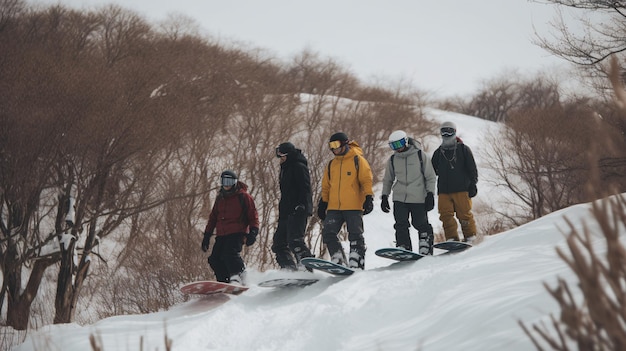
381 130 437 254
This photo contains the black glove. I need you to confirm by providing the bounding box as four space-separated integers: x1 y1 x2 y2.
201 231 213 252
468 183 477 198
317 200 328 220
294 204 306 215
363 195 374 215
246 227 258 246
425 192 435 211
381 195 390 213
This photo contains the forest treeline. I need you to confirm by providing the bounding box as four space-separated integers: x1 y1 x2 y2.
0 0 431 330
1 0 626 341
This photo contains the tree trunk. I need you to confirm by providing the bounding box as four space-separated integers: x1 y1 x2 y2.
6 258 56 330
54 237 77 324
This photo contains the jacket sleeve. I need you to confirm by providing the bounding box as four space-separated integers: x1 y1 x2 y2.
321 161 330 203
204 199 218 233
424 153 437 194
463 145 478 184
431 148 440 176
244 193 260 229
357 155 374 196
381 157 394 196
296 163 313 214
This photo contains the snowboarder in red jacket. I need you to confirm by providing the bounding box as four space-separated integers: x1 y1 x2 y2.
201 170 259 285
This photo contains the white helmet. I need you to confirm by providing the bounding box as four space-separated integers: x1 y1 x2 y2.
388 130 408 150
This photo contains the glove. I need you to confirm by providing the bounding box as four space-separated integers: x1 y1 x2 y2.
425 192 435 211
363 195 374 215
245 227 258 246
294 204 306 215
380 195 390 213
317 200 328 220
468 183 477 198
201 231 213 252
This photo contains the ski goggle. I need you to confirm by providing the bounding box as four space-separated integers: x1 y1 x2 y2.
328 140 344 150
275 147 288 158
441 127 455 137
389 139 407 151
221 176 237 187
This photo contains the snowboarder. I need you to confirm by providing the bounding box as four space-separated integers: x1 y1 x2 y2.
317 132 374 270
431 122 478 243
381 130 437 254
272 142 314 270
201 170 260 285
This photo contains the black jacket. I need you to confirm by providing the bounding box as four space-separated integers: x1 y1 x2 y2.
278 149 313 218
431 140 478 194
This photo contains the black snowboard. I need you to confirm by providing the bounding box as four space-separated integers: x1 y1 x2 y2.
258 278 319 288
375 247 426 261
300 257 355 276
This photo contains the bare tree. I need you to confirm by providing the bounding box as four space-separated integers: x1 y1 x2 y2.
534 1 626 66
533 0 626 96
520 57 626 350
486 101 601 225
449 71 562 122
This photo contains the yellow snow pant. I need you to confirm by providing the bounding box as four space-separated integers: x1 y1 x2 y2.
438 192 477 240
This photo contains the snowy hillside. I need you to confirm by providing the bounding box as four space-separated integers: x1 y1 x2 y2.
14 196 620 351
14 110 618 351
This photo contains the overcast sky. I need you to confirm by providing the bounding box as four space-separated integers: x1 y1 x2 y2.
31 0 574 96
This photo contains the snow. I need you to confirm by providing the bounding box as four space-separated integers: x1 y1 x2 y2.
12 111 623 351
13 198 619 351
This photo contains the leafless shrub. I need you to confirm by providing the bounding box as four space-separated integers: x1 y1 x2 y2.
520 195 626 350
520 55 626 351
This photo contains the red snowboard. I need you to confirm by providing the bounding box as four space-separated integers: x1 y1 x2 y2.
180 281 248 295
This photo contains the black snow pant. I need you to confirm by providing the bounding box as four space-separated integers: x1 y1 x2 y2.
208 233 245 283
321 210 366 264
393 201 433 253
271 212 313 270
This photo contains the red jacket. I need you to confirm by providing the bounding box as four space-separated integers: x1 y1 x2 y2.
204 182 259 236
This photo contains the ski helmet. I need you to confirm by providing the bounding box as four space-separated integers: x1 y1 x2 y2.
329 132 349 149
220 170 238 187
276 142 296 157
440 121 456 137
388 130 408 151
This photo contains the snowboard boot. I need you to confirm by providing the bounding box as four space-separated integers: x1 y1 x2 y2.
327 241 347 266
418 232 433 255
329 250 347 267
348 241 366 270
293 246 313 272
276 254 298 271
463 235 477 245
396 243 411 251
229 271 247 286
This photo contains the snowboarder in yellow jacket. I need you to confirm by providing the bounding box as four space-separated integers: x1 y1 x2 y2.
317 132 374 269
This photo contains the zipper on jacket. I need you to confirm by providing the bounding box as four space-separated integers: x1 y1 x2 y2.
403 156 408 203
337 157 343 209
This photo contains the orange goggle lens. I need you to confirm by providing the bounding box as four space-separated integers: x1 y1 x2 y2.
329 140 343 149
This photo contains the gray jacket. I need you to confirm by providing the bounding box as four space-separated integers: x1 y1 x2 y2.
382 144 436 203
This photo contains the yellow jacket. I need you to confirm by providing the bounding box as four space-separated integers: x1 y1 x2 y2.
321 141 374 210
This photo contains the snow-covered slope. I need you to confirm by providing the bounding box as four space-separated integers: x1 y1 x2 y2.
15 196 620 351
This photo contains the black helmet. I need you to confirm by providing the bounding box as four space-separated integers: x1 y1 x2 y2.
329 132 349 150
276 142 296 157
329 132 348 143
220 170 238 187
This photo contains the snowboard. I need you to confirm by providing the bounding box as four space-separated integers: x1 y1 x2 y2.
375 247 426 261
258 278 319 288
434 240 472 253
180 281 249 295
300 257 355 276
